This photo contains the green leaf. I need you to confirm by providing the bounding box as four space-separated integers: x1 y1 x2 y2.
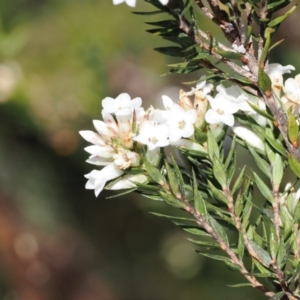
258 69 272 94
197 252 231 262
249 240 272 267
159 191 184 208
247 101 275 121
228 283 252 288
234 191 244 217
144 160 165 185
150 212 195 221
259 27 275 66
165 160 180 197
269 292 285 300
208 215 229 246
105 187 137 199
231 166 246 195
133 10 167 15
180 225 210 237
288 110 299 144
276 240 287 267
171 156 186 198
182 0 193 15
288 154 300 178
187 238 220 249
272 153 283 189
268 6 297 27
193 169 208 219
215 48 243 60
248 145 271 178
269 225 279 259
253 172 274 203
224 136 236 171
213 159 227 187
264 134 286 157
208 181 229 204
207 130 219 161
237 232 245 260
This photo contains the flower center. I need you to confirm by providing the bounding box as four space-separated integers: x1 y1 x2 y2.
178 120 186 130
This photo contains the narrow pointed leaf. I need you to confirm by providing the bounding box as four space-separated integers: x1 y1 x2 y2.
208 215 229 245
213 159 227 187
193 169 208 219
268 6 297 27
231 166 246 195
249 240 272 267
272 154 283 189
288 110 299 144
288 154 300 178
253 172 274 203
248 145 271 178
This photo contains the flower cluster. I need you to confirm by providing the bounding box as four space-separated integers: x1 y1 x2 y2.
80 63 299 197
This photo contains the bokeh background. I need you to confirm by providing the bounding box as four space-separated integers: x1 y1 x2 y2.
0 1 299 299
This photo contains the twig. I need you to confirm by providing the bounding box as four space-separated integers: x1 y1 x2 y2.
180 196 275 298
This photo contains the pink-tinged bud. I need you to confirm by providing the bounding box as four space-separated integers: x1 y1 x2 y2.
179 90 193 111
232 126 265 152
194 91 208 128
113 148 140 170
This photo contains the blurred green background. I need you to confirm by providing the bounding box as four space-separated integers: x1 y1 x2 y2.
0 1 299 299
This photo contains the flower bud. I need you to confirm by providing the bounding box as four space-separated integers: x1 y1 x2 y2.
232 126 265 152
179 89 193 111
194 91 208 128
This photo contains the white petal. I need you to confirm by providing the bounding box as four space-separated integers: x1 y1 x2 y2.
84 145 114 158
112 0 124 4
93 120 111 137
205 109 221 124
220 114 234 127
125 0 136 7
79 131 105 145
159 0 169 4
162 95 174 110
86 156 112 166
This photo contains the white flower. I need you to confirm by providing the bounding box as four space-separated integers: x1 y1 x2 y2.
112 0 136 7
265 63 295 77
265 63 295 89
186 80 213 97
107 174 148 190
216 85 250 112
168 105 197 142
85 163 124 197
283 78 300 103
102 93 142 117
162 95 197 142
133 121 169 150
232 126 265 152
205 94 239 126
112 0 168 6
